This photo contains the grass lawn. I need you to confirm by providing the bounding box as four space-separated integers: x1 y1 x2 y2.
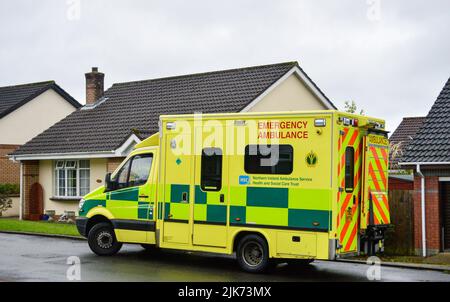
0 218 81 237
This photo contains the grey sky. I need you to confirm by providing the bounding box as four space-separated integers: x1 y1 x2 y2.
1 0 449 132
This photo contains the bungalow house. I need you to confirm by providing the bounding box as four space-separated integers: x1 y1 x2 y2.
0 81 80 216
389 117 425 190
10 62 337 220
400 77 450 255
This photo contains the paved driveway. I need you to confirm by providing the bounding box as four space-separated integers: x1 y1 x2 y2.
0 233 449 282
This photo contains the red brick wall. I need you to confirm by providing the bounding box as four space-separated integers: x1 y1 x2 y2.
389 177 414 190
413 175 441 255
0 144 20 184
22 161 40 220
107 157 125 173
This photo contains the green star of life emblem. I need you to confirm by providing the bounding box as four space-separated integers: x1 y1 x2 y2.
306 151 318 167
176 158 182 165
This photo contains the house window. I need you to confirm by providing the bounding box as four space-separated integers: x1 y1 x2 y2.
244 145 293 175
54 160 90 198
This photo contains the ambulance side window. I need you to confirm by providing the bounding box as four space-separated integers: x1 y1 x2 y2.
345 147 355 192
201 148 222 191
113 154 153 189
244 145 293 175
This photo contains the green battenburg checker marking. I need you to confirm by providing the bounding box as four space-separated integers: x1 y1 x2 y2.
247 187 289 208
110 188 139 201
80 199 106 216
206 205 227 224
230 206 246 224
288 209 331 230
171 184 189 203
195 186 207 204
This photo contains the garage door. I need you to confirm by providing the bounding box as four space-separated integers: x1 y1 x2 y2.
443 182 450 251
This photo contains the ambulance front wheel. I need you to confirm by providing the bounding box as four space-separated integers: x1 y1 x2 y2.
236 234 270 273
88 222 122 256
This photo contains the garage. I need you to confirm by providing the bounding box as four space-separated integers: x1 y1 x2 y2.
442 182 450 251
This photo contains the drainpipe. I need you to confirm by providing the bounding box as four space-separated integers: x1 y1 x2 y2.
416 164 426 257
19 161 23 221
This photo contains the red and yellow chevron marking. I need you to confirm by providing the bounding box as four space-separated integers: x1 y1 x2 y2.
337 127 362 253
365 140 390 226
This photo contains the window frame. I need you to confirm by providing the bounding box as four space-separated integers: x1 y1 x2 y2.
200 147 223 192
54 160 90 198
244 144 294 175
344 147 355 192
111 153 154 190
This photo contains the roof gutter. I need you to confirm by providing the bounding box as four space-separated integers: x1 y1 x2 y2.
416 164 427 257
399 162 450 166
9 151 118 161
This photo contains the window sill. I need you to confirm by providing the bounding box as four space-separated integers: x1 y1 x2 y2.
50 197 82 202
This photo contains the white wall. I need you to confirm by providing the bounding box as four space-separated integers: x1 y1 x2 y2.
1 196 19 217
40 158 108 215
0 89 77 145
247 74 328 112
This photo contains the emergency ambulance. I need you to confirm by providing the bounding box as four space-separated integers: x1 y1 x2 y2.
76 110 390 273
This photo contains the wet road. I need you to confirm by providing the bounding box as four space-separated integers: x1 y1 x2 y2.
0 233 449 282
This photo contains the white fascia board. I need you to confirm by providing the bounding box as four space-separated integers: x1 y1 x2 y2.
399 162 450 166
9 134 142 161
240 66 335 112
439 177 450 182
114 134 142 156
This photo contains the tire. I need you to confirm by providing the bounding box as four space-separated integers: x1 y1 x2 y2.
236 234 270 273
88 222 122 256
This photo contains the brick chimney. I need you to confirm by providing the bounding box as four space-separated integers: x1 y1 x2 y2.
85 67 104 105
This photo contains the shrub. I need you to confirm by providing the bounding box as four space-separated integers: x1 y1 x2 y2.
0 183 20 196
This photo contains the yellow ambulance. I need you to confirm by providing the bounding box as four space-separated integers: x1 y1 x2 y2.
76 110 390 273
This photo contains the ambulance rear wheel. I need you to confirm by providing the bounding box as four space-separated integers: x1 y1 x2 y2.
88 222 122 256
237 234 270 273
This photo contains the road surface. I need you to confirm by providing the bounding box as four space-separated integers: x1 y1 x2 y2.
0 233 449 282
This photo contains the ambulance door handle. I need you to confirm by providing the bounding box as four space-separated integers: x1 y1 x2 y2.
220 194 225 203
181 192 188 203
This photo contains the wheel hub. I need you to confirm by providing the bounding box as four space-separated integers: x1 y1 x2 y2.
97 231 113 249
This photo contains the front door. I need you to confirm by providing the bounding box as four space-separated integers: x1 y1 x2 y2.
337 126 363 254
192 126 229 248
442 182 450 251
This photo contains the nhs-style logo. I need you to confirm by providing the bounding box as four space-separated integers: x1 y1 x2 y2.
239 175 250 185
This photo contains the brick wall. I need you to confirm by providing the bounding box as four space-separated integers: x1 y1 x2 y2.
107 157 125 173
413 175 441 255
22 160 41 220
0 144 20 184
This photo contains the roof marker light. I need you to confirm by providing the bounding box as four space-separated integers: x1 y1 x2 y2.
314 119 326 127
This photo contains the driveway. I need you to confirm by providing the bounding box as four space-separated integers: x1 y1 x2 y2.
0 233 449 282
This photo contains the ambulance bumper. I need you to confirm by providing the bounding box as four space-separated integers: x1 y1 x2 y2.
76 217 88 237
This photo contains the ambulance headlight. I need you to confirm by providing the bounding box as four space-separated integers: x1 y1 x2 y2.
79 198 85 210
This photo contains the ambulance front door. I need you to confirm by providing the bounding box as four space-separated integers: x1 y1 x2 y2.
192 126 229 248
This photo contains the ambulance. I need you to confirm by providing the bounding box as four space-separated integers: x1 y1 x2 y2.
76 110 390 273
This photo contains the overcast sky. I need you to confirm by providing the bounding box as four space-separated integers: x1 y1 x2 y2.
1 0 449 131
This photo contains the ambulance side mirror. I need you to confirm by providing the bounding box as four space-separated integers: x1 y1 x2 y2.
105 173 116 191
